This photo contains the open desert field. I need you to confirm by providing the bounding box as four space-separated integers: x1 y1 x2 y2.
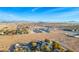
0 23 79 52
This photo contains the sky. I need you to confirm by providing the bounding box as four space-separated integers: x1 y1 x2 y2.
0 7 79 22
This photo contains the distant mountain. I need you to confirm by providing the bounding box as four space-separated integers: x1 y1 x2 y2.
0 20 49 23
68 21 78 22
63 21 79 25
0 20 33 23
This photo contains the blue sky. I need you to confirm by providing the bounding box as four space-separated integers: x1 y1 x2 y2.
0 7 79 22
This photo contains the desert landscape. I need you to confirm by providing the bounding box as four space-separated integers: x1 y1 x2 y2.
0 22 79 52
0 7 79 52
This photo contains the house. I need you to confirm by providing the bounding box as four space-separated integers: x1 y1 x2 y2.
32 27 50 33
64 31 79 38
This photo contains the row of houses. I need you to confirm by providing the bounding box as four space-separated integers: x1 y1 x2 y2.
61 28 79 38
16 24 53 33
64 31 79 38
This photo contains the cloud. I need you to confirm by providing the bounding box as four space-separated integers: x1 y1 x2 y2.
32 7 41 12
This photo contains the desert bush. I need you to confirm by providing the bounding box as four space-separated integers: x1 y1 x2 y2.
9 39 73 52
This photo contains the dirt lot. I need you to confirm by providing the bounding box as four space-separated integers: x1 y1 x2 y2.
0 29 79 52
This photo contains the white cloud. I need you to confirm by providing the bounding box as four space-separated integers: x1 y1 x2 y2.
32 7 41 12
